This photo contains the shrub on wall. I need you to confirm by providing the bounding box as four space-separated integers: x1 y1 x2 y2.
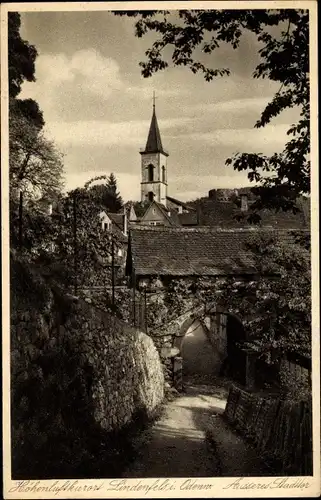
279 362 311 401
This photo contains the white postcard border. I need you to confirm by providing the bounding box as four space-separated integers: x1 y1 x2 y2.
1 2 320 498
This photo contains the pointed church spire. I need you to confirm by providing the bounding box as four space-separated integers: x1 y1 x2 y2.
143 93 168 156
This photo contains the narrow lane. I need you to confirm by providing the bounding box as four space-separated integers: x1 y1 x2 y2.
124 384 227 478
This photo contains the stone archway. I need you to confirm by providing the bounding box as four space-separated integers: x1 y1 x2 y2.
173 313 199 352
171 307 248 389
180 318 220 379
172 309 225 387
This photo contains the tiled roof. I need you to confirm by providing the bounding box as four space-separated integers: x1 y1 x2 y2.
127 227 304 277
106 212 127 243
108 212 124 230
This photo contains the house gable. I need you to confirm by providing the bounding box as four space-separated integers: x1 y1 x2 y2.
128 205 137 222
99 211 112 231
140 201 173 227
98 211 128 245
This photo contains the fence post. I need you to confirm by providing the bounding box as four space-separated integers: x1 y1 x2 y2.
246 353 256 390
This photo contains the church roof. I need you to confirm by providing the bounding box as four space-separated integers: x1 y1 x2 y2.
166 195 196 211
141 106 168 156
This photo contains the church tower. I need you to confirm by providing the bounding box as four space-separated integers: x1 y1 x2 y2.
140 96 168 206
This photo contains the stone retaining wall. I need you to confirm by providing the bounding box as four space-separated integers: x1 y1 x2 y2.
11 267 164 478
224 385 312 475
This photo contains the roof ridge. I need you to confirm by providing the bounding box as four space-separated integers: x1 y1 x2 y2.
130 226 307 233
166 195 197 212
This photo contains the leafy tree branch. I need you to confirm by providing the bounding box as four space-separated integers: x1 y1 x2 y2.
115 9 310 216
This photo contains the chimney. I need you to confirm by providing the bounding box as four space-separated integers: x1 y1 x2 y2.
123 207 128 236
241 194 248 212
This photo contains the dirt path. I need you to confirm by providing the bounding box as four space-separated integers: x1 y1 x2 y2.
124 384 227 478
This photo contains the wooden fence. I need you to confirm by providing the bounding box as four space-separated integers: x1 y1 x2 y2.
224 385 312 476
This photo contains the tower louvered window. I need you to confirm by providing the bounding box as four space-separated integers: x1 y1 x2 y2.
148 164 154 182
162 165 166 183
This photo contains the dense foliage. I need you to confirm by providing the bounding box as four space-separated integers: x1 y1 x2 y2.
8 12 38 99
55 183 125 290
9 100 63 201
9 12 64 258
8 13 57 201
87 173 123 213
133 200 151 218
214 232 311 361
116 9 310 217
8 15 125 295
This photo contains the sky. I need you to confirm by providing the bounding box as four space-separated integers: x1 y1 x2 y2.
19 9 300 202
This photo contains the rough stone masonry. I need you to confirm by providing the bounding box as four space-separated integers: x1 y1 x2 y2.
10 269 164 476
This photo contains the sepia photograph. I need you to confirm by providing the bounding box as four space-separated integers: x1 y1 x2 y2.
1 1 319 498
